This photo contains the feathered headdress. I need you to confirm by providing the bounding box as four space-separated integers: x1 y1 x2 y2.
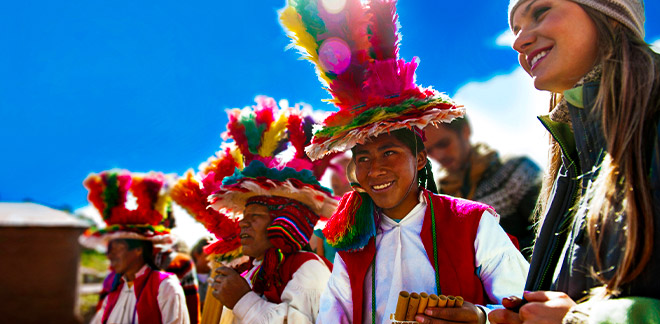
208 96 338 295
280 0 465 160
209 96 337 218
170 144 245 264
80 170 173 248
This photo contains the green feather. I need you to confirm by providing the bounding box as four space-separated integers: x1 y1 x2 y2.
240 113 264 154
102 172 120 219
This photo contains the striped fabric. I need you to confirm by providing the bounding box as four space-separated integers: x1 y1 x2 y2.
246 195 319 253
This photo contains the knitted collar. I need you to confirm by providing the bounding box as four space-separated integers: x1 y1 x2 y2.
550 65 602 125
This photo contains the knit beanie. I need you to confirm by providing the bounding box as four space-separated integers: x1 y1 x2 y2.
245 195 319 297
508 0 645 39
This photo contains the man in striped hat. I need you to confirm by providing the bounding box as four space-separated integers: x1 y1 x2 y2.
201 96 338 323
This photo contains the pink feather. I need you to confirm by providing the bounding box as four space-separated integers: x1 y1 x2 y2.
364 57 419 98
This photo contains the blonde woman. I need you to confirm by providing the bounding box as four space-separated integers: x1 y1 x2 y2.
490 0 660 323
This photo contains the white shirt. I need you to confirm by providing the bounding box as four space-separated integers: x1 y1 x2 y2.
226 254 331 324
91 265 190 324
317 193 529 324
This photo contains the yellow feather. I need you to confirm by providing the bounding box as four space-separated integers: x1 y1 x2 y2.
258 111 288 157
155 195 171 218
229 145 244 170
280 6 332 86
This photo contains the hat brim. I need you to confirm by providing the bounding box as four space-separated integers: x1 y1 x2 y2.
306 103 465 160
79 227 173 250
209 177 338 219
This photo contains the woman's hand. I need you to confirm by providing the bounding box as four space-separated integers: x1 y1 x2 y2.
488 296 525 324
489 291 576 324
210 266 251 309
414 301 486 324
518 291 575 324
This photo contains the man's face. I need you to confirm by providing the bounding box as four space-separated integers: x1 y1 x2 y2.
192 250 211 274
424 124 471 173
353 132 426 219
239 204 274 260
106 239 144 275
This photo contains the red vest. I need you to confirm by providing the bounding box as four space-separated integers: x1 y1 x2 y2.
102 267 171 324
260 251 333 303
338 192 491 324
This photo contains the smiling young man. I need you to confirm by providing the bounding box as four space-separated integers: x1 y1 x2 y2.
281 0 529 323
82 171 190 324
317 128 529 324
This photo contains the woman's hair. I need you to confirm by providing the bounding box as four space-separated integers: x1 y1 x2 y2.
538 5 660 295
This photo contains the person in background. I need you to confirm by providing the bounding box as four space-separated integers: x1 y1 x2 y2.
155 209 201 324
191 236 213 311
489 0 660 322
424 116 542 259
82 170 190 324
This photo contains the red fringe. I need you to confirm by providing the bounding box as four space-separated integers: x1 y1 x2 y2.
322 191 361 242
286 111 307 159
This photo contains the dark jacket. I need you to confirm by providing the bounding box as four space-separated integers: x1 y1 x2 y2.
526 81 660 300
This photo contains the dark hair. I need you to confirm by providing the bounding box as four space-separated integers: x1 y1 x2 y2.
442 116 470 134
123 239 159 270
389 128 438 194
191 236 212 257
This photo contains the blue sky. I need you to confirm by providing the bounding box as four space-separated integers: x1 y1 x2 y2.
2 1 659 212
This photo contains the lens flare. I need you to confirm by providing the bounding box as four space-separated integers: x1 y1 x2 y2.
321 0 347 14
318 37 351 74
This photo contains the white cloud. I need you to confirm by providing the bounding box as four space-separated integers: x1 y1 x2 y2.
651 37 660 54
453 67 551 168
496 29 515 47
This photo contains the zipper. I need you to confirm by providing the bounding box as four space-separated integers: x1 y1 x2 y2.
535 117 581 290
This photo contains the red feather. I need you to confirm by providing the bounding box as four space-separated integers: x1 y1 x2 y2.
226 110 253 160
286 110 307 159
254 96 276 132
367 0 400 60
83 175 106 218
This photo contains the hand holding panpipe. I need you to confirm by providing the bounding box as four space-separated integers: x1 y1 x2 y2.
390 291 465 323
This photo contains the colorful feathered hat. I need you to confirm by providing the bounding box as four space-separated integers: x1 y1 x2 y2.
280 0 465 161
206 96 338 294
80 170 173 248
170 144 245 264
208 96 337 218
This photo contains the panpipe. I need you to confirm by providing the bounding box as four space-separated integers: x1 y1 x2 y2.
390 291 465 323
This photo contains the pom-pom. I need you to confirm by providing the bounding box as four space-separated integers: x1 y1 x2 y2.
323 190 377 251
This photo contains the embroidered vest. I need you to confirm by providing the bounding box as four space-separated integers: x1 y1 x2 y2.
338 192 491 324
102 268 172 324
261 251 332 303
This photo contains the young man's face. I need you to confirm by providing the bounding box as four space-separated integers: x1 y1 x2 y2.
353 133 426 219
424 124 471 173
106 239 144 275
239 204 275 260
